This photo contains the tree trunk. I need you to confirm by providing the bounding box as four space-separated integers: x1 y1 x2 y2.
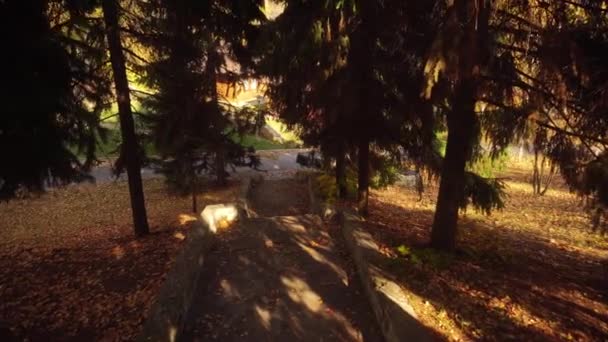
102 0 149 236
430 81 476 251
532 148 540 194
336 141 347 199
207 42 227 187
357 137 370 216
216 149 227 186
192 169 198 213
430 0 488 251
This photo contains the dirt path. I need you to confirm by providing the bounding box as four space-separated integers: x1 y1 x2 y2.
249 179 311 217
182 178 381 341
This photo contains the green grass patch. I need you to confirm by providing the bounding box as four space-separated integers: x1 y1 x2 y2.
234 134 298 150
70 127 157 161
265 117 302 144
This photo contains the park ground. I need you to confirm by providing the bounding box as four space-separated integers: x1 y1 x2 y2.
0 158 607 341
364 163 608 341
0 179 239 340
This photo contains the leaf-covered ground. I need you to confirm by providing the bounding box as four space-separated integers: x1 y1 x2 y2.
366 166 608 341
0 179 239 341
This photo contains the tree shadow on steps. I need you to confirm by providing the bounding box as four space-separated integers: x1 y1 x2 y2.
181 214 442 341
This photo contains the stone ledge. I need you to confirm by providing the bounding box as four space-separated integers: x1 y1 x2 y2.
339 209 436 342
137 219 216 342
138 178 255 341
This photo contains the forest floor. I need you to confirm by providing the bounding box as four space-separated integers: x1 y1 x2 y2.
0 178 239 341
365 165 608 341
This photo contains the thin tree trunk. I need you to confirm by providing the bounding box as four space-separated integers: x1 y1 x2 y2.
216 149 227 186
357 137 370 215
207 41 227 186
430 80 476 251
192 167 198 213
532 148 540 194
336 141 347 199
539 157 555 196
102 0 149 236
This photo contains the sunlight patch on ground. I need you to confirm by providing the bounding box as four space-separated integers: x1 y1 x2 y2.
254 304 272 330
353 229 380 252
504 180 574 199
220 279 241 300
111 245 125 260
366 166 608 341
280 275 323 313
279 275 361 341
178 214 198 226
273 216 307 233
169 326 177 342
296 242 348 285
264 237 274 248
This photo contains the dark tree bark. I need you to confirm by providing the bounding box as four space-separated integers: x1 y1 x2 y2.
192 169 198 213
336 141 347 199
357 137 370 216
430 80 476 251
208 44 227 187
532 148 541 194
353 0 375 216
430 0 488 251
215 149 227 186
102 0 149 236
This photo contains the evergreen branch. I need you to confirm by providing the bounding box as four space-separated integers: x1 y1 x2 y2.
534 119 608 147
122 46 151 64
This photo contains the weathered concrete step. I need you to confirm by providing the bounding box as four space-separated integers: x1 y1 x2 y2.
248 178 311 217
181 214 382 342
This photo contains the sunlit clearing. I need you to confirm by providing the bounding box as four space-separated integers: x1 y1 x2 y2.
178 214 198 226
173 232 186 240
505 180 573 198
254 304 272 330
111 245 125 260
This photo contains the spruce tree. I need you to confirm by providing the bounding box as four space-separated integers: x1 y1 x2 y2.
259 0 437 213
134 0 265 212
0 0 109 199
423 0 608 249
